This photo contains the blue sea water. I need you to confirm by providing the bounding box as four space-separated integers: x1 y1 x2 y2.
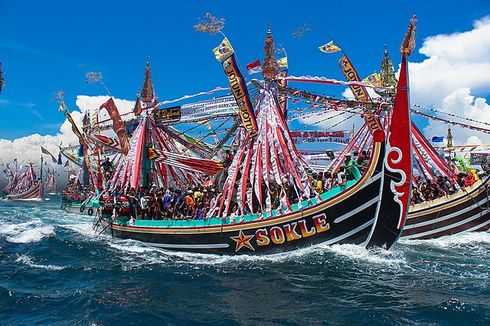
0 197 489 325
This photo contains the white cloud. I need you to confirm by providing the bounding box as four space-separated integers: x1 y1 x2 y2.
422 88 490 145
410 15 490 144
0 95 134 186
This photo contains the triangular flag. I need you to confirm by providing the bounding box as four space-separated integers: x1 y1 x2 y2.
277 56 288 68
319 41 341 54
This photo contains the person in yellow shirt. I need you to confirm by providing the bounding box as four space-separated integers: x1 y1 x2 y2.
315 174 323 195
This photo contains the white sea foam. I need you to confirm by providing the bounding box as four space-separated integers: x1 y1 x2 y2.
322 243 407 266
0 220 55 244
58 223 98 239
108 241 163 255
15 255 66 271
104 237 325 267
399 231 490 249
105 238 407 269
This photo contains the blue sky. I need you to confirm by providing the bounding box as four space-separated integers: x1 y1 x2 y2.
0 0 489 140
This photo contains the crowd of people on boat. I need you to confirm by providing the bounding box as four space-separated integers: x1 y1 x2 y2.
410 171 479 205
100 150 370 221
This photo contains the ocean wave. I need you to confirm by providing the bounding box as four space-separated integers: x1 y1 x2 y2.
399 231 490 249
58 223 99 239
15 255 66 271
104 238 407 269
322 243 407 266
0 220 55 244
105 237 337 267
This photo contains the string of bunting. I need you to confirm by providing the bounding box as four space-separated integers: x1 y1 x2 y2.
156 86 229 107
278 84 389 110
412 104 490 127
309 111 348 127
410 108 490 134
278 75 386 89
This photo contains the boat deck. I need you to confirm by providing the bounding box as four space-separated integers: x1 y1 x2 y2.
115 179 358 228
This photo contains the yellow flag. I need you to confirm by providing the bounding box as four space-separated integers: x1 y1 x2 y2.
319 41 341 54
362 73 382 87
213 38 234 62
277 56 288 68
58 100 67 112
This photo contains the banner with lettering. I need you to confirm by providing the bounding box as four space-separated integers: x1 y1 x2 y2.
221 54 258 136
338 55 383 134
152 106 182 125
290 130 349 144
338 55 370 102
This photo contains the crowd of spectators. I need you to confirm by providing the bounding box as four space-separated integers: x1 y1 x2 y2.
410 171 479 205
102 150 371 221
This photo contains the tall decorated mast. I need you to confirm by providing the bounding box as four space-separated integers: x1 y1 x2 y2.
139 60 157 188
133 60 158 116
141 60 156 105
262 27 279 80
377 45 398 98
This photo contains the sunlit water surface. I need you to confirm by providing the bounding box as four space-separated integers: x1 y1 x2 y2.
1 197 489 325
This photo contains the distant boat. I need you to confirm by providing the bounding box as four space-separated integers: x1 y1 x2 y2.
7 162 43 201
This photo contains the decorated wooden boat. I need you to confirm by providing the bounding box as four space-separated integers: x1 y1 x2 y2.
402 177 490 240
95 19 415 254
6 163 43 201
61 197 100 217
7 181 43 201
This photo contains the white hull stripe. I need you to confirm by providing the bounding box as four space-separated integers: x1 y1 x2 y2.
334 197 380 224
145 243 230 249
402 211 490 239
360 173 382 189
464 218 490 233
405 197 489 230
322 218 374 246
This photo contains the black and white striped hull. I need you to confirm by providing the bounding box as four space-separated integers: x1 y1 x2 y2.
402 177 490 240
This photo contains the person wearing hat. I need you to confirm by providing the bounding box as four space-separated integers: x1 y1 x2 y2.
343 152 361 181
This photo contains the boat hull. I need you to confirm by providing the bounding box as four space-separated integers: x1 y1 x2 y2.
62 203 98 217
97 141 405 254
402 177 490 240
7 182 42 201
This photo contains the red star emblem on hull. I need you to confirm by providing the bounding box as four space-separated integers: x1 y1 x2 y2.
231 230 255 252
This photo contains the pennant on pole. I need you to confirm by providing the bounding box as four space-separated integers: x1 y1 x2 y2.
213 38 234 62
99 98 130 155
277 56 288 68
401 14 417 56
40 146 58 164
319 41 341 54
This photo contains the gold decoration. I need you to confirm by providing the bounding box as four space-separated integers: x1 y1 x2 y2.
292 23 311 39
194 13 225 35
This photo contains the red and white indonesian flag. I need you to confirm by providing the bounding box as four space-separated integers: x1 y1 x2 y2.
246 59 262 75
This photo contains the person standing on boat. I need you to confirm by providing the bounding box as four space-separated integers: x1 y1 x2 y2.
184 190 195 218
128 188 138 220
337 167 347 189
140 191 151 220
101 157 114 179
315 173 324 195
343 153 361 180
